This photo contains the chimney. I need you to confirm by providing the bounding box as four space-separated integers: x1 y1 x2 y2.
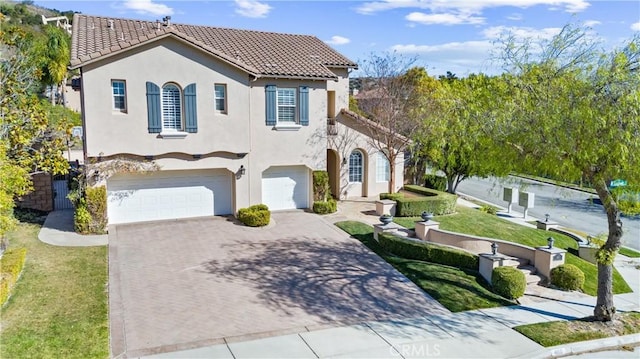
162 16 171 26
108 19 114 29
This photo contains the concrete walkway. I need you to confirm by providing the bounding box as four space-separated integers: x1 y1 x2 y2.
38 209 108 246
144 197 640 358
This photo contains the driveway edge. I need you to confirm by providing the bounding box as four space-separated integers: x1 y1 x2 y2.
108 225 127 358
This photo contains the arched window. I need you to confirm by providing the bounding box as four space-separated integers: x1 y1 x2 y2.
376 151 390 182
349 150 363 183
162 83 182 130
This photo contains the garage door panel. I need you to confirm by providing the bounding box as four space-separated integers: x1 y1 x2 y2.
262 166 309 211
108 170 232 224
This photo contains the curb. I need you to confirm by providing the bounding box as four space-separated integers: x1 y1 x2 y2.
514 333 640 358
509 174 597 196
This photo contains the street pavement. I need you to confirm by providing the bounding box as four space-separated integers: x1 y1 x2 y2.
457 175 640 251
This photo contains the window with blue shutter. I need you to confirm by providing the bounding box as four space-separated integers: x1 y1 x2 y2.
146 82 161 133
299 86 309 126
184 83 197 133
265 85 276 126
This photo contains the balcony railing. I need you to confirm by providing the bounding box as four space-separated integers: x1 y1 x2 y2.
327 118 338 136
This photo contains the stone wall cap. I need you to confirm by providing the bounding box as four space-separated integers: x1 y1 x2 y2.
536 246 566 254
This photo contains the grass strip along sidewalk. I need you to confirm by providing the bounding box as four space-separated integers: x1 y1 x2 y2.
0 223 108 359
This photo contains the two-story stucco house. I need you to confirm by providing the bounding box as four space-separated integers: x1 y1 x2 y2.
70 14 404 224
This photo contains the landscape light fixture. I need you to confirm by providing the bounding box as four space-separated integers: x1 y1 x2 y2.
491 242 498 255
547 237 555 249
545 213 550 222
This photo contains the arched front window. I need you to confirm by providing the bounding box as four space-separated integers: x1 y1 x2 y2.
162 83 182 131
376 151 390 182
349 150 363 183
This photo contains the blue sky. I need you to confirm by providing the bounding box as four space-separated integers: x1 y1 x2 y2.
37 0 640 76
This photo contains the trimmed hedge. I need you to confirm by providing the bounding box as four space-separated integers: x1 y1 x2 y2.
378 233 479 270
238 204 271 227
1 248 27 306
74 185 107 234
381 185 457 216
492 266 526 299
312 171 331 202
313 199 337 214
423 174 447 192
551 264 585 291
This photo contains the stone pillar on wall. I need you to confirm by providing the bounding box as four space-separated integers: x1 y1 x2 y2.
16 173 54 212
534 247 566 280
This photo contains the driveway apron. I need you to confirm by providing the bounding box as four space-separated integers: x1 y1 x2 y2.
108 211 448 357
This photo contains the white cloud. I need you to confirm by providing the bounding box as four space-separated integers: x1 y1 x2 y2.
324 35 351 45
406 12 485 25
122 0 173 16
356 0 590 15
632 22 640 32
482 25 562 40
234 0 271 18
507 13 523 20
584 20 601 27
391 40 493 54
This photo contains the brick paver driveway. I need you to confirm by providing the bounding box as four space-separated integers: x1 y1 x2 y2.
109 211 449 357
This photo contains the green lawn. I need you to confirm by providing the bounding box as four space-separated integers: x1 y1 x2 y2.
394 206 632 296
0 223 108 359
335 221 514 312
514 312 640 347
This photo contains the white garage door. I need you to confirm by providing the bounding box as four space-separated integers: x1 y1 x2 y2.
107 169 232 224
262 166 309 211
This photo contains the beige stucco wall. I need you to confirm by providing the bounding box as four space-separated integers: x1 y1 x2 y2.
330 114 404 199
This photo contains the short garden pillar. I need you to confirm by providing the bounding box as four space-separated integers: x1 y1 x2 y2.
534 247 566 280
373 222 402 241
536 220 559 231
479 253 507 283
375 199 396 216
414 220 440 241
578 244 598 264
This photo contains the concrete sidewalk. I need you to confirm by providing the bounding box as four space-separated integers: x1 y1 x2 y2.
144 198 639 358
38 209 108 246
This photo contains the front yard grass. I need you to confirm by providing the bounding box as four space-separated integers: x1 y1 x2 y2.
0 223 108 359
393 206 632 296
514 312 640 347
335 221 514 312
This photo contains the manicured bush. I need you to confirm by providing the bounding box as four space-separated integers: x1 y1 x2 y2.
378 233 479 270
73 185 107 234
312 171 330 201
423 174 447 192
0 248 27 305
74 202 91 234
492 266 526 299
394 185 457 216
313 199 337 214
551 264 585 291
238 204 271 227
380 192 404 201
479 204 498 215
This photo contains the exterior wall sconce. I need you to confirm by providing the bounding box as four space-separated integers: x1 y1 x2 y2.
547 236 555 249
342 157 347 166
93 170 100 182
239 165 246 176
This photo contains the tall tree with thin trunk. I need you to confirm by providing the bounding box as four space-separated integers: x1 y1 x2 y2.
354 53 432 193
495 24 640 321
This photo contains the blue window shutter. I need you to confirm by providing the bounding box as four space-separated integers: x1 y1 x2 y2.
265 85 276 126
184 83 198 133
146 82 161 133
299 86 309 126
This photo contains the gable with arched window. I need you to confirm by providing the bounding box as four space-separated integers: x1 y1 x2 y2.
349 150 363 183
146 81 198 134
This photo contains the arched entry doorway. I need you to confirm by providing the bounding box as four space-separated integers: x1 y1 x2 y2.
327 149 340 199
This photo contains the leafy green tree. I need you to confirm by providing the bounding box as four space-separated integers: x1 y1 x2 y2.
426 74 512 193
496 25 640 321
40 25 70 105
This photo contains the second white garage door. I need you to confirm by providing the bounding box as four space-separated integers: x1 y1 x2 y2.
107 169 232 224
262 166 309 211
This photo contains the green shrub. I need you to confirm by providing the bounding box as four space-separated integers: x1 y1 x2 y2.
551 264 585 291
85 186 107 233
238 204 271 227
492 267 526 299
74 202 91 234
393 185 457 216
378 233 479 270
1 248 27 306
423 174 447 192
312 171 331 201
380 193 404 201
479 204 498 215
313 199 337 214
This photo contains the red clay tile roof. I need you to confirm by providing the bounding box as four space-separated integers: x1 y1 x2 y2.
70 14 358 80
